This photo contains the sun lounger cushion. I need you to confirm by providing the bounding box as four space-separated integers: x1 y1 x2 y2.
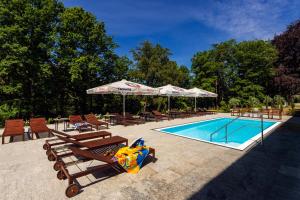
73 122 90 130
112 138 149 174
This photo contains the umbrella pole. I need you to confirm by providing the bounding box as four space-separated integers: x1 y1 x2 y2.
195 97 197 112
123 94 126 117
168 96 170 113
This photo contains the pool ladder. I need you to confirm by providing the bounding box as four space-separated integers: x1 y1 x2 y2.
209 116 241 143
209 115 265 145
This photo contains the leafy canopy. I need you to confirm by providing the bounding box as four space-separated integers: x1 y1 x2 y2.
192 39 277 104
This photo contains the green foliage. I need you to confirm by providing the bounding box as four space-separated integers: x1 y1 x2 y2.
153 97 167 112
273 95 285 109
0 0 129 122
130 41 190 88
246 97 261 108
228 98 240 108
0 0 64 118
129 41 191 112
263 96 273 108
220 100 230 112
0 104 18 125
192 39 277 104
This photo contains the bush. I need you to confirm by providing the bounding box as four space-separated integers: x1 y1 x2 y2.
246 96 261 108
228 98 240 108
47 118 54 124
273 95 285 109
220 100 230 112
263 95 273 108
0 103 19 126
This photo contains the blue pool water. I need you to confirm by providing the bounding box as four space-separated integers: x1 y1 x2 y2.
156 118 279 150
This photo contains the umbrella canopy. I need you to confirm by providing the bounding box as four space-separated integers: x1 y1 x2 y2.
157 84 195 112
206 91 218 97
87 79 158 95
187 87 210 97
87 79 159 116
158 84 194 97
187 87 218 111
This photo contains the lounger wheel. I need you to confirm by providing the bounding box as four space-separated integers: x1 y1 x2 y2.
43 144 49 150
57 170 67 180
46 149 51 156
53 161 64 171
65 183 80 198
48 154 55 161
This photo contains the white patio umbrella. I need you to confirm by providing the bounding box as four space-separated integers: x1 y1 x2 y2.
206 91 218 97
157 84 195 112
187 87 218 111
87 79 159 116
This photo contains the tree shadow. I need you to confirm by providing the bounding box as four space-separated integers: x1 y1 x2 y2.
78 152 157 189
188 117 300 200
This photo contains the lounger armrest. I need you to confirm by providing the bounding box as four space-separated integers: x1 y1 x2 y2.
50 129 70 137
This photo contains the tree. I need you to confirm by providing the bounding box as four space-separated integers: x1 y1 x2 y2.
192 40 277 104
129 41 190 111
53 7 127 115
272 20 300 100
192 40 238 102
130 41 190 87
0 0 64 118
0 1 130 124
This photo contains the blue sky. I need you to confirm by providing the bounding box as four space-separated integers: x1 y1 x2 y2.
62 0 300 67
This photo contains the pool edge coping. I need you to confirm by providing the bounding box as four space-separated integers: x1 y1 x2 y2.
152 117 282 151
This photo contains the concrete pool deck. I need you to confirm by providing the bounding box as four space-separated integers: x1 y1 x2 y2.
0 113 298 200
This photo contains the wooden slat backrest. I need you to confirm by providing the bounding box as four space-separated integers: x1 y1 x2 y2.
69 115 83 124
4 119 24 135
30 118 49 132
84 114 97 123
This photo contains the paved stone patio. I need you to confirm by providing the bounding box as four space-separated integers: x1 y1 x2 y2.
0 113 298 200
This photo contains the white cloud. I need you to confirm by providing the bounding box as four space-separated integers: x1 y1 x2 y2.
191 0 300 39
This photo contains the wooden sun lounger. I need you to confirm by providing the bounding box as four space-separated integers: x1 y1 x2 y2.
47 135 128 170
29 117 52 139
43 129 112 151
125 112 145 124
270 109 282 120
260 109 270 119
240 108 251 117
113 113 141 126
2 119 24 144
206 109 217 115
197 108 208 115
231 108 240 116
57 145 155 198
69 115 92 132
84 114 109 129
152 110 170 120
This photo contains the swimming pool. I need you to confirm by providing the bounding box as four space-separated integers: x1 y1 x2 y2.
155 118 281 150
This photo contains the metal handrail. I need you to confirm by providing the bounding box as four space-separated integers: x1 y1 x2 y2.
210 116 240 142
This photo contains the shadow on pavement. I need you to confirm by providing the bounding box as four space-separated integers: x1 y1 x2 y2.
188 117 300 200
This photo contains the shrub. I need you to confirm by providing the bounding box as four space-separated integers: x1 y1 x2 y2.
228 98 240 108
0 103 19 126
273 95 285 109
247 96 261 108
220 100 230 112
263 95 273 108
